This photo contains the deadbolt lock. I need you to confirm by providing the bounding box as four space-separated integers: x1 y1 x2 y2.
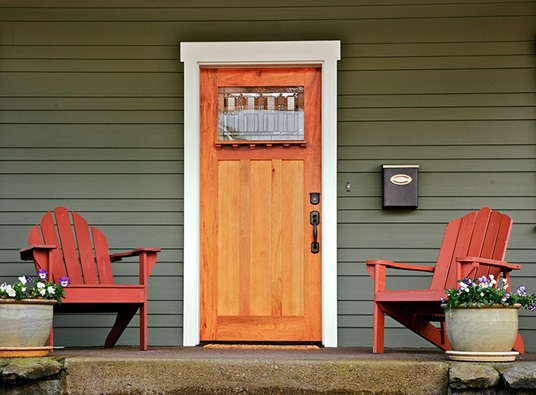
310 192 320 205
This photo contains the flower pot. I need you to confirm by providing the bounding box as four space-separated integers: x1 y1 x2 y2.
0 299 56 357
445 304 520 362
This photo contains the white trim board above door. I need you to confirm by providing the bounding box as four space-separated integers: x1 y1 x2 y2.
180 41 341 347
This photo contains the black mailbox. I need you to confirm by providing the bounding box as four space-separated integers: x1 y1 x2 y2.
382 165 419 208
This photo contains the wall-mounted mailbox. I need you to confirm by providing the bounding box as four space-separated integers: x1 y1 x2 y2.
382 165 419 208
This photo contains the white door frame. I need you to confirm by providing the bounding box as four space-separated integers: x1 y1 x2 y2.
180 41 340 347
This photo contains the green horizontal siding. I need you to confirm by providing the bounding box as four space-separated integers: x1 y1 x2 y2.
2 2 534 20
0 0 535 351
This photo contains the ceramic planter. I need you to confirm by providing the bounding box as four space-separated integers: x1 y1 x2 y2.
0 299 56 357
444 304 520 362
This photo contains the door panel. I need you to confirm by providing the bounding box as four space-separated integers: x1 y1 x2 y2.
200 67 321 342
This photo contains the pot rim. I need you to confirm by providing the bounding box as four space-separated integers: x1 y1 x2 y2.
441 303 521 310
0 299 57 305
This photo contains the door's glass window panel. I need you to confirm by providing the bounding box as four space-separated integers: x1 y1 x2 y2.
218 86 304 141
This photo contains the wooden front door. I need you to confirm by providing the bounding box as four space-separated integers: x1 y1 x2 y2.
200 67 322 342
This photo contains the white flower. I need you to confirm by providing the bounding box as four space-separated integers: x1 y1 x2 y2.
0 282 6 291
47 286 55 295
18 276 28 285
6 285 16 297
37 282 45 290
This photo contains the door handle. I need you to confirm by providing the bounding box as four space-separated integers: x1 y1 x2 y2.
310 211 320 254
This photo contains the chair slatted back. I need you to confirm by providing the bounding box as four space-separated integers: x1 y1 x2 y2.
27 207 114 285
430 207 512 290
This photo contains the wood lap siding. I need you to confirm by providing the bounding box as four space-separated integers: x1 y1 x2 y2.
336 1 536 349
0 1 535 349
0 4 186 346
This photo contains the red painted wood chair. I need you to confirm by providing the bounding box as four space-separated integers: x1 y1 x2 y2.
365 207 524 354
20 206 161 350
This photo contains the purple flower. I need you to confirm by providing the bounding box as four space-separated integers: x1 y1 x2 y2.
529 304 536 312
37 269 48 280
501 293 511 303
517 285 527 297
462 277 473 286
24 275 32 283
478 276 491 289
59 277 70 287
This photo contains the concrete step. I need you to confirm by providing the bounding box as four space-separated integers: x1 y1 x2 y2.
2 347 536 394
64 356 449 394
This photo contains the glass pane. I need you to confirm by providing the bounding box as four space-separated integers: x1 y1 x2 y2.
218 86 304 141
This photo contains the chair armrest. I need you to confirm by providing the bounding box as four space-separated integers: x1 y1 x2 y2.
110 247 162 262
456 256 521 280
366 260 435 273
19 244 57 261
365 260 435 292
456 256 521 270
110 247 162 284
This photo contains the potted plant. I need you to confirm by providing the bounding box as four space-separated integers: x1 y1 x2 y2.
442 274 535 361
0 269 69 357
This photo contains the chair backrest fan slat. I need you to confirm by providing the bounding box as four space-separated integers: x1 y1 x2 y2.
431 217 462 290
54 207 84 284
445 210 480 288
39 210 69 280
92 226 114 284
464 208 492 279
72 211 100 284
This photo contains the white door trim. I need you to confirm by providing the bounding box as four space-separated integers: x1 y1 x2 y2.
180 41 340 347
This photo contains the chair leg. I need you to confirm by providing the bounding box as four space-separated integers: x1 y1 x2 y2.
513 333 524 354
372 302 385 353
440 321 447 345
47 327 54 349
139 302 148 351
104 306 139 348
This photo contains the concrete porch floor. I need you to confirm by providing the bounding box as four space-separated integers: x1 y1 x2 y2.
45 347 536 394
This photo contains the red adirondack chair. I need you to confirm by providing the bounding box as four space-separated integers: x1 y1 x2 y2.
365 207 524 354
19 206 161 350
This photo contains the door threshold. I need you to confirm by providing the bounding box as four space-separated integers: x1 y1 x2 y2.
202 342 321 350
